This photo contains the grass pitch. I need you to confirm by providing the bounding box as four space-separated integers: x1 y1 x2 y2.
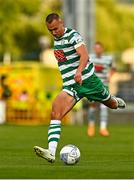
0 124 134 179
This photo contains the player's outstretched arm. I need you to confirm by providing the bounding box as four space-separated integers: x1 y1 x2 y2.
74 44 89 84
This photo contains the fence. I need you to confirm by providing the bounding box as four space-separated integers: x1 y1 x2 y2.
5 100 71 125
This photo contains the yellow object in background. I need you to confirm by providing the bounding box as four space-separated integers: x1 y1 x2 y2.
0 62 71 125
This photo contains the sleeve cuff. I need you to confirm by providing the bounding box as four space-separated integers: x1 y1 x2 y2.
74 42 85 49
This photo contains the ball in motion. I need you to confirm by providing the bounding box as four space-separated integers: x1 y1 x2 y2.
60 144 80 165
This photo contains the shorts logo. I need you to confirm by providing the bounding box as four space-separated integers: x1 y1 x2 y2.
54 50 67 62
71 87 79 101
102 87 108 96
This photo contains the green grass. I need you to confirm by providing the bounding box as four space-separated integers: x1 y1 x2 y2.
0 124 134 179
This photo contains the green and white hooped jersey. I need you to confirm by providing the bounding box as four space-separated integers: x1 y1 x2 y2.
90 54 113 85
54 28 94 87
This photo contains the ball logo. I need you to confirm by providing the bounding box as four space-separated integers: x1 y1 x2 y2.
70 149 77 157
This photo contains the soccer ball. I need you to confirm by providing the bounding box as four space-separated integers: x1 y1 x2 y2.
60 144 80 165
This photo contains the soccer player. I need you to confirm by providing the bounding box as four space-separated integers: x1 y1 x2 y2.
34 13 126 163
87 42 116 137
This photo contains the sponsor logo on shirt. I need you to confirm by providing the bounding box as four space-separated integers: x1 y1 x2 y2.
54 50 67 62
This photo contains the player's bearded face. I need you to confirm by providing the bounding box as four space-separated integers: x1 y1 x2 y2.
47 19 64 38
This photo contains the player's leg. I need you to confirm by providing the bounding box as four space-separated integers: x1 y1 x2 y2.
88 74 126 109
99 104 109 136
102 95 126 109
47 91 76 159
34 91 76 163
87 102 96 137
51 91 76 120
80 74 126 110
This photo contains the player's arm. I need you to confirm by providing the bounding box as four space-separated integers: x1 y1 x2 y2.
74 44 89 84
69 32 90 84
76 44 89 73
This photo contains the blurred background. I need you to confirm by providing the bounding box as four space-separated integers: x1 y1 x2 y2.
0 0 134 125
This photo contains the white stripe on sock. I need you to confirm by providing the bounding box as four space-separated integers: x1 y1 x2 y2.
50 120 61 125
48 128 61 134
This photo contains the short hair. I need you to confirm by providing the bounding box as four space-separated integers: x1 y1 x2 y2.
46 13 60 23
94 41 104 48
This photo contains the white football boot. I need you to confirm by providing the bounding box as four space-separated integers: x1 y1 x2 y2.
34 146 55 163
115 97 126 109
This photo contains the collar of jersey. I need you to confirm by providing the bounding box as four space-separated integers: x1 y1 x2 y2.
54 27 68 40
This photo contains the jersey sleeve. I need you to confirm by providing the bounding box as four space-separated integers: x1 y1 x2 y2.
69 32 85 49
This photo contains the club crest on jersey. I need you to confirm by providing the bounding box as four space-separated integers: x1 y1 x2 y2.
61 39 65 45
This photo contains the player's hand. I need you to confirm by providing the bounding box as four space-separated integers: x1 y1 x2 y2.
74 71 82 85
